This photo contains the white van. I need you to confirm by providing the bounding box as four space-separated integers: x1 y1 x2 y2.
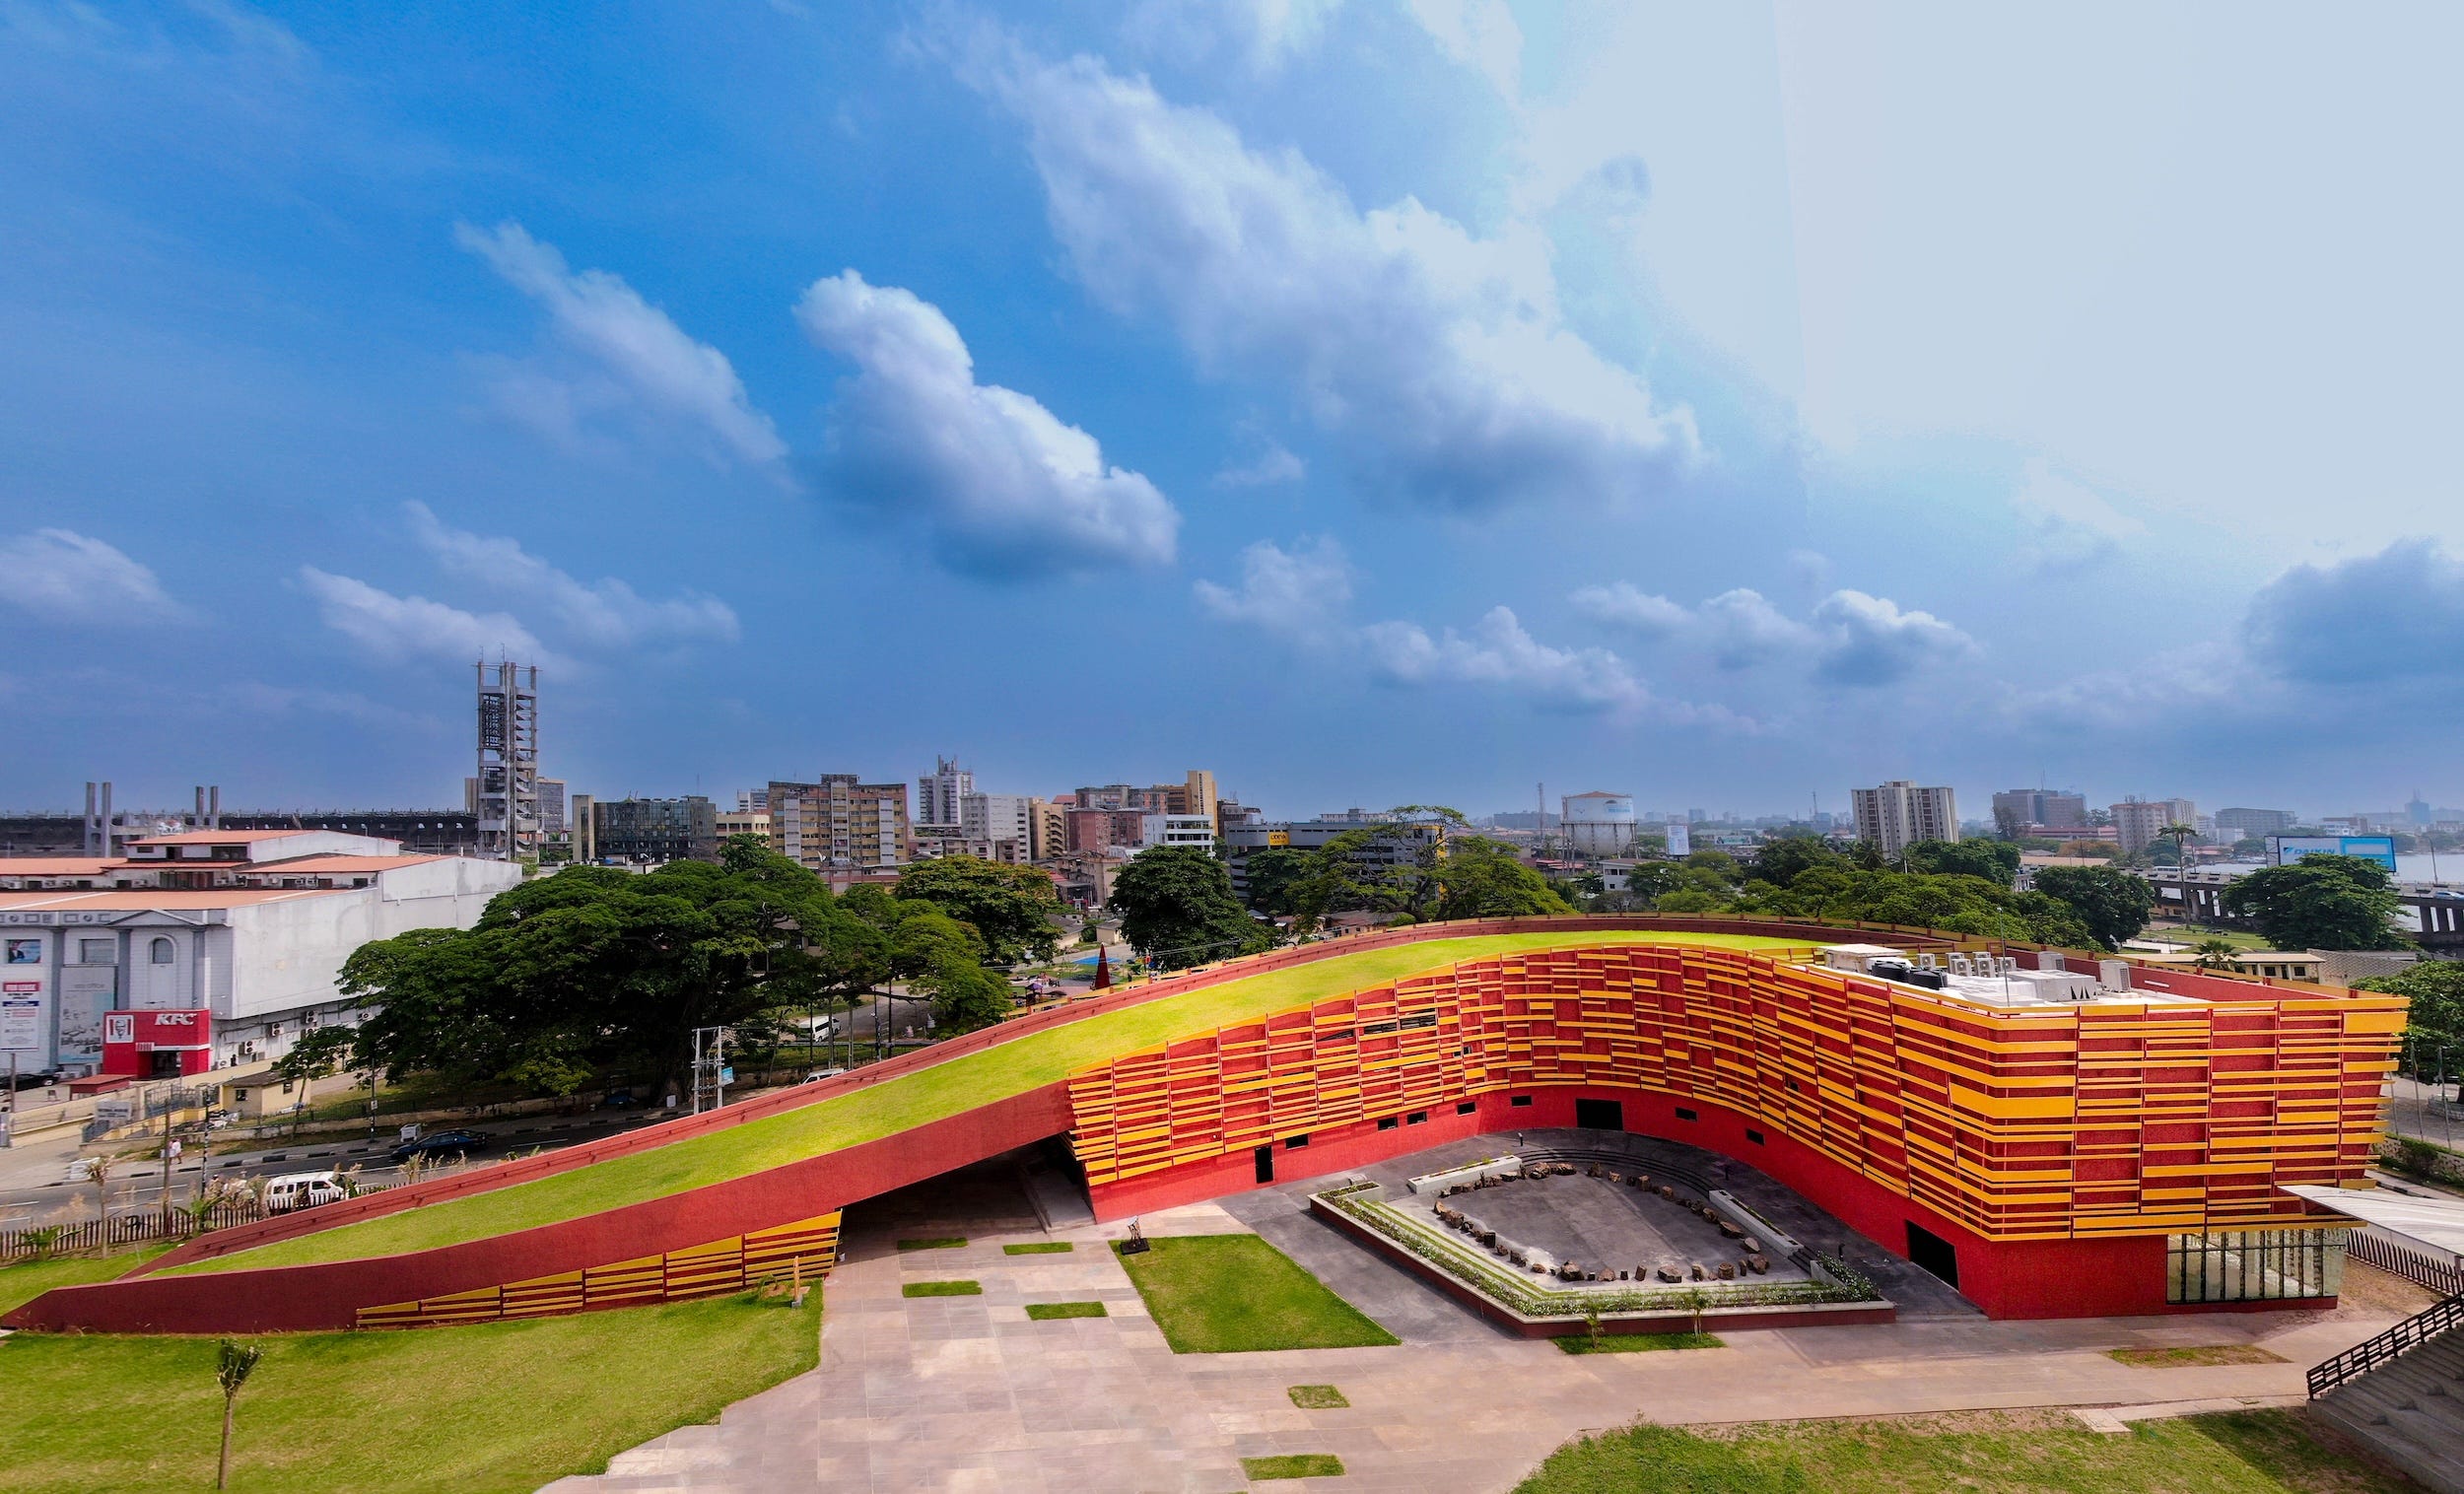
263 1171 350 1214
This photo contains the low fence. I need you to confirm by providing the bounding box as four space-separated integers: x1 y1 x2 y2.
2348 1228 2464 1297
2 1183 402 1261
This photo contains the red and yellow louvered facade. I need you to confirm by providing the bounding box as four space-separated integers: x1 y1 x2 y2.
1066 944 2403 1317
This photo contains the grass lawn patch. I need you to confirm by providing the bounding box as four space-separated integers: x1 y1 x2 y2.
2108 1344 2287 1368
901 1280 982 1297
1554 1331 1723 1355
1287 1385 1349 1408
1113 1235 1397 1353
0 1249 165 1315
1511 1408 2413 1494
897 1237 967 1251
182 932 1803 1276
1004 1242 1074 1255
0 1292 814 1494
1023 1301 1106 1320
1245 1454 1345 1480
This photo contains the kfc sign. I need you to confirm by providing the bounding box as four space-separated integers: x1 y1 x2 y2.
103 1014 134 1044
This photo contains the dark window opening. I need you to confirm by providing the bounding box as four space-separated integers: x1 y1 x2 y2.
1405 1110 1428 1125
1785 1078 1801 1094
1253 1145 1275 1185
1675 1107 1698 1121
1284 1134 1310 1150
1377 1116 1400 1131
1574 1098 1624 1130
1456 1101 1477 1116
1745 1128 1765 1145
1906 1222 1959 1287
1509 1094 1534 1108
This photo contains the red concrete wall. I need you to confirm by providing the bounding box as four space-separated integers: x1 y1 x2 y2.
6 1084 1070 1334
1089 1084 2299 1321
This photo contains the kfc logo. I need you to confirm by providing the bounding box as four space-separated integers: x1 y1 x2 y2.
153 1012 196 1027
103 1014 134 1044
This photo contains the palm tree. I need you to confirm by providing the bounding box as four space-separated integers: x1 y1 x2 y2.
2192 937 2239 973
214 1339 264 1490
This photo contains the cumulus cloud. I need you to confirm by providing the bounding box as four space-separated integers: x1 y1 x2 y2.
0 529 184 625
1362 606 1647 713
456 221 787 467
1809 589 1978 686
1573 579 1977 686
1404 0 1523 98
1193 536 1350 640
1124 0 1343 73
2245 537 2464 686
299 568 556 667
963 41 1697 514
404 503 737 647
796 269 1179 574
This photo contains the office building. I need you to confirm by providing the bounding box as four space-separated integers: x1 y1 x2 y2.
2111 798 2198 855
769 777 910 871
1140 814 1216 850
1850 781 1959 859
473 662 542 860
1220 814 1447 899
917 757 972 832
1991 788 2088 839
2216 807 2299 840
714 805 769 846
592 796 719 864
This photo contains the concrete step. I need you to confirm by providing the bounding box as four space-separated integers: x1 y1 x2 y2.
2316 1392 2464 1494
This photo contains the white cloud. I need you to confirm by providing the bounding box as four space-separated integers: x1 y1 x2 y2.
0 529 183 625
1404 0 1522 98
965 41 1698 514
1362 606 1648 713
1193 536 1350 640
1124 0 1343 73
796 269 1179 574
1573 579 1977 686
2010 458 2147 570
456 221 787 467
404 503 737 647
2244 537 2464 687
1809 589 1978 686
1211 435 1305 488
299 567 555 668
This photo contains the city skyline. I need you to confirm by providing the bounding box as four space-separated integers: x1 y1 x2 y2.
8 5 2464 815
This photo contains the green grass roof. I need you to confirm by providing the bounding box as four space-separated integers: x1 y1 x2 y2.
175 931 1802 1274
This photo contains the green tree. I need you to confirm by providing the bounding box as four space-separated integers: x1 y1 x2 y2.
894 855 1063 966
2356 959 2464 1057
1108 846 1271 970
1239 847 1316 917
2191 937 2241 972
214 1339 264 1490
918 954 1015 1035
1429 838 1574 918
269 1025 356 1135
1905 840 2019 888
2030 865 2157 950
1748 834 1844 887
1654 889 1728 914
2221 855 2409 951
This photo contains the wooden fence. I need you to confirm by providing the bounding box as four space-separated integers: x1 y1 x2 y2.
2349 1228 2464 1297
1 1186 397 1261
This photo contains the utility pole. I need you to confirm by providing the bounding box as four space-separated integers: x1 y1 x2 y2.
689 1027 732 1115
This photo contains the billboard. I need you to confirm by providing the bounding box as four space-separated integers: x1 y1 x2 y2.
1664 822 1692 857
2269 835 2398 871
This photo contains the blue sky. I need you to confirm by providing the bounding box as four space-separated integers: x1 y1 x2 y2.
6 1 2462 821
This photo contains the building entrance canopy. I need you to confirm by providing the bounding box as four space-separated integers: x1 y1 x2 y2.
2285 1184 2464 1266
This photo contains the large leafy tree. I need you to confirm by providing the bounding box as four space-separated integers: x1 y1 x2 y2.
342 852 850 1096
1282 807 1570 927
1108 846 1272 970
2030 865 2157 950
1240 847 1316 917
2356 960 2464 1059
2221 854 2409 951
1905 839 2019 888
893 855 1062 966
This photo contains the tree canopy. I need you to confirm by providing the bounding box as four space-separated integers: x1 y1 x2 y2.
1273 809 1573 928
2028 865 2156 950
1108 845 1272 970
893 854 1062 966
2221 855 2409 951
2356 960 2464 1053
1904 839 2019 887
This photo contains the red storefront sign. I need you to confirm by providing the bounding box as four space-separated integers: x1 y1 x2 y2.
100 1010 213 1077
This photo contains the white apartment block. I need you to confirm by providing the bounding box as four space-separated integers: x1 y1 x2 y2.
2111 798 2198 854
1850 781 1959 859
917 757 973 831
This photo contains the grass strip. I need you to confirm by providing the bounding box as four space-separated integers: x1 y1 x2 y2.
1023 1301 1106 1320
896 1237 967 1252
2107 1344 2286 1368
0 1293 815 1494
0 1250 166 1315
179 933 1798 1275
901 1280 981 1298
1003 1242 1074 1255
1554 1331 1723 1355
1287 1385 1349 1408
1113 1234 1398 1353
1511 1408 2414 1494
1245 1454 1345 1480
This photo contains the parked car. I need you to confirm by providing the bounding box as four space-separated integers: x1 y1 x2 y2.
801 1068 847 1083
264 1171 351 1214
599 1088 643 1109
390 1127 489 1164
63 1157 99 1184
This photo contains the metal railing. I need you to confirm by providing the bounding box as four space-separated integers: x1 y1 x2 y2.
2307 1289 2464 1397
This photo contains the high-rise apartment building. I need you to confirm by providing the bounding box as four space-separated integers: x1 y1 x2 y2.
917 757 972 831
2111 798 2198 854
2215 807 2298 840
1850 781 1959 859
473 662 541 860
961 791 1035 851
1028 798 1067 861
768 777 910 870
1990 788 2088 839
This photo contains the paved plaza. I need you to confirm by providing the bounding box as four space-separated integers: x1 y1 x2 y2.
546 1148 2438 1494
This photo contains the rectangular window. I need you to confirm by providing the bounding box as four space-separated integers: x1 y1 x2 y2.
1509 1094 1533 1108
1284 1134 1310 1150
1456 1101 1477 1116
1377 1116 1399 1131
77 937 115 964
1745 1128 1765 1145
1675 1107 1698 1121
1405 1111 1428 1125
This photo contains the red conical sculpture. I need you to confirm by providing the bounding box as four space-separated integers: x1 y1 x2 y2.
1091 945 1112 991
